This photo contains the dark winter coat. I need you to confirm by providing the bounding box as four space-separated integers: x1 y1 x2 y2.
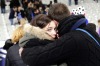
13 0 20 7
9 9 16 19
1 0 6 8
19 24 67 66
19 24 54 48
26 8 34 22
9 1 14 9
5 44 27 66
3 39 14 51
21 15 100 66
22 1 28 10
17 10 26 19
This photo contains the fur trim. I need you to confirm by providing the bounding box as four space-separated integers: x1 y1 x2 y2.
23 24 54 40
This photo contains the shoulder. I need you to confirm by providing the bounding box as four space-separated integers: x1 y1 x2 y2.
8 44 19 53
23 38 53 48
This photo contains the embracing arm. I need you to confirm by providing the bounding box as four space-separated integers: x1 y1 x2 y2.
21 35 77 66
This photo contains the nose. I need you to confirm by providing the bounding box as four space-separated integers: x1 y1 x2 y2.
52 30 57 37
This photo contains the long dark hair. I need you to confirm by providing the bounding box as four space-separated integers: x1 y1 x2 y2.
30 14 52 28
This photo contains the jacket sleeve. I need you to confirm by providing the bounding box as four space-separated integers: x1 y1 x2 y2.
21 35 77 66
5 58 11 66
21 10 26 18
5 53 12 66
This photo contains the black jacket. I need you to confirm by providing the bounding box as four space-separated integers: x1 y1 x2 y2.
19 24 54 48
13 0 20 7
6 44 27 66
1 0 6 8
9 9 16 19
19 24 63 66
21 15 100 66
19 25 67 66
9 0 14 9
25 8 34 22
3 39 14 50
17 10 26 19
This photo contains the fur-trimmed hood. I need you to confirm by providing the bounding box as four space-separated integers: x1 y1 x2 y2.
19 24 53 47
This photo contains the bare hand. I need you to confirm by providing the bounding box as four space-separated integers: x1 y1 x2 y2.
19 47 23 57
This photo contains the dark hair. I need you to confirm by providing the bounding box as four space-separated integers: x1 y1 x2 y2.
98 19 100 23
30 14 52 28
86 23 96 31
3 39 14 50
50 1 52 4
48 3 70 22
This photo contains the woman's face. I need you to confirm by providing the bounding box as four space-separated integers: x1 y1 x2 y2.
43 21 58 39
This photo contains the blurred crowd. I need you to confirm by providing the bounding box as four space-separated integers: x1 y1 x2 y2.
1 0 55 25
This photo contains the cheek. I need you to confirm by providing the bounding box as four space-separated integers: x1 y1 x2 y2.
46 31 54 37
46 31 52 35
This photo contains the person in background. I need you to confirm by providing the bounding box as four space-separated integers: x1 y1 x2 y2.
34 0 40 9
9 0 14 11
45 6 49 15
98 19 100 36
33 8 40 16
68 0 71 6
38 0 46 14
48 1 53 7
9 6 17 25
25 1 34 23
94 0 98 3
86 23 99 37
74 0 78 5
5 26 27 66
17 6 26 24
54 0 58 3
13 0 20 7
22 0 28 11
3 39 14 51
1 0 6 13
86 23 96 31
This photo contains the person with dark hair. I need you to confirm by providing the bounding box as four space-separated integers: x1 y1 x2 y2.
94 0 98 3
20 3 100 66
13 0 20 7
9 6 17 25
9 0 14 11
86 23 99 37
25 1 34 23
26 8 34 22
0 0 6 13
86 23 96 31
34 0 40 9
98 19 100 36
19 14 59 66
74 0 78 5
48 1 53 7
3 39 14 51
17 6 26 24
48 3 70 22
22 0 28 11
19 14 58 48
68 0 71 6
54 0 57 3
